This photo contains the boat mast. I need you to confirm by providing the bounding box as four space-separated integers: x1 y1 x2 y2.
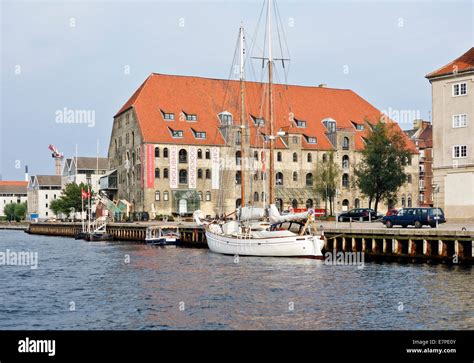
239 23 246 207
267 0 275 206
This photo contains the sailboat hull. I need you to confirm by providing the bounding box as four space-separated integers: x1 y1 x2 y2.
205 229 324 258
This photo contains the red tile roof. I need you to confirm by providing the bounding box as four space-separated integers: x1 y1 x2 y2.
426 47 474 79
0 181 28 186
0 181 28 194
116 73 416 152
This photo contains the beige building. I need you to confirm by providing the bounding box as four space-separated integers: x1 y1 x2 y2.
0 181 28 218
107 73 418 218
426 47 474 219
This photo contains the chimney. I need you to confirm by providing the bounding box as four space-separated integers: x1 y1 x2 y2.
318 83 327 88
25 165 28 182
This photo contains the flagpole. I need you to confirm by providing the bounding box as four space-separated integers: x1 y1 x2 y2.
81 188 85 232
88 184 91 234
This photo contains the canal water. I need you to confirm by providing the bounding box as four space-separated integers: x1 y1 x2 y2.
0 230 472 330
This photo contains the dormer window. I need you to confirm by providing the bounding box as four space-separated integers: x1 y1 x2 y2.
351 121 364 131
251 115 265 126
192 129 206 139
305 135 317 144
218 111 233 125
261 133 270 142
169 127 183 138
322 118 337 133
161 110 175 120
183 112 197 121
295 119 307 128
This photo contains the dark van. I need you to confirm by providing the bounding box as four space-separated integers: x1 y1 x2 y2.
382 207 446 228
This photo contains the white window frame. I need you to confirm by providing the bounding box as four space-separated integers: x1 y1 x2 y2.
452 114 467 128
452 82 467 97
453 145 468 159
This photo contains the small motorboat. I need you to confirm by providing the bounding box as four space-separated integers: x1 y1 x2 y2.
145 225 181 246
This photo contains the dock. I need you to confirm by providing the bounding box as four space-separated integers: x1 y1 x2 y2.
23 221 474 264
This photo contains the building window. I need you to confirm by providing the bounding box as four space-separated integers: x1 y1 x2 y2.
342 155 349 169
125 133 129 144
342 173 349 188
163 148 169 158
155 168 160 178
170 129 184 138
295 119 306 128
45 194 48 199
322 119 337 132
205 191 211 201
219 112 233 125
155 191 160 201
306 173 313 186
205 149 211 159
184 112 198 121
342 137 350 150
254 192 259 202
401 195 406 208
198 169 203 179
252 115 265 126
291 199 298 209
163 168 169 179
45 203 48 208
407 174 412 183
306 199 313 208
194 130 206 139
277 152 282 162
293 171 298 182
354 198 360 208
179 149 188 163
179 170 188 184
162 110 175 120
235 171 242 185
453 145 468 158
322 154 327 163
205 169 211 179
254 151 259 161
293 153 298 162
293 136 298 144
235 151 242 165
453 82 467 96
307 153 312 162
155 147 160 158
407 195 412 208
197 149 202 159
276 172 284 186
306 136 317 144
164 191 169 201
453 114 467 128
198 192 203 201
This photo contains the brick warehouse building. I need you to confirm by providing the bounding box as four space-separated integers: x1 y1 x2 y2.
106 73 418 217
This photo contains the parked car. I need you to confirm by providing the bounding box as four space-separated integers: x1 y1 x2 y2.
382 207 446 228
386 209 398 216
338 208 378 222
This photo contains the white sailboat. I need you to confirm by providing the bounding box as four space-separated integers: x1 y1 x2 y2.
194 0 324 258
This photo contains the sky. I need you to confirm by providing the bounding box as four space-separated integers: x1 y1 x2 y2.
1 0 473 180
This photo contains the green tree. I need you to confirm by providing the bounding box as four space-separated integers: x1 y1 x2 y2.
51 183 94 216
353 119 411 214
314 151 340 216
3 202 27 221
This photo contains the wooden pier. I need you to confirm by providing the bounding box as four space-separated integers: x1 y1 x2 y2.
23 222 474 264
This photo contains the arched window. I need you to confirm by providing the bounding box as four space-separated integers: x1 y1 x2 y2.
407 174 412 183
354 198 360 208
292 199 298 209
342 199 350 210
261 192 265 202
254 151 259 161
132 151 135 165
205 169 211 179
205 191 211 201
342 137 350 150
275 198 283 211
235 151 242 165
163 168 169 179
163 191 169 201
254 192 259 202
198 169 203 179
342 173 349 188
293 171 298 182
155 147 160 158
276 172 284 185
198 191 203 201
163 148 169 158
131 132 135 147
205 149 211 159
322 153 327 163
401 195 406 208
254 172 259 181
307 153 312 162
197 149 202 159
115 139 118 152
407 194 412 207
342 155 349 169
236 199 242 208
155 191 160 201
306 199 313 208
179 169 188 184
293 152 298 162
179 149 187 163
306 173 313 186
277 152 282 162
235 171 242 185
155 168 160 178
